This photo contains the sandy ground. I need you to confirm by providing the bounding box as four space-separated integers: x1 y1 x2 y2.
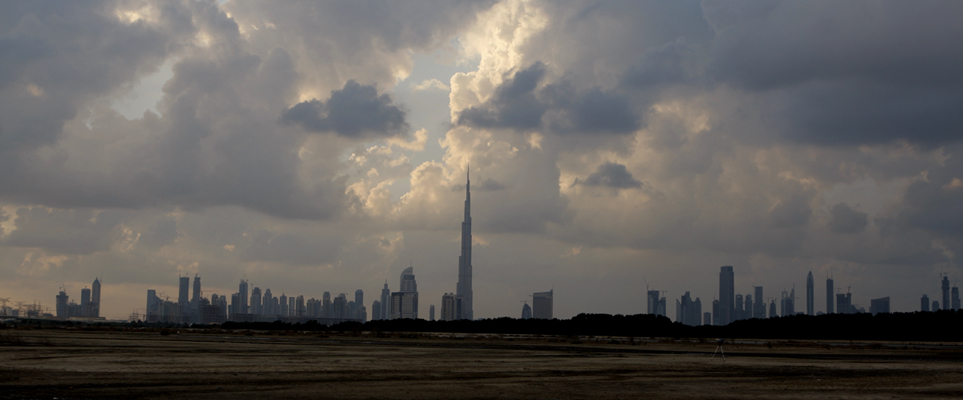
1 329 962 399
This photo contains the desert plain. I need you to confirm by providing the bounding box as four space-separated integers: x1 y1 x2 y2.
1 328 962 399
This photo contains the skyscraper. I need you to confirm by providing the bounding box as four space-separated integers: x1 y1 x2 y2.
942 276 950 310
521 302 532 319
456 170 474 320
647 290 661 315
921 294 930 312
826 276 834 314
870 297 890 315
953 287 960 310
178 276 190 309
532 290 553 319
718 266 734 325
441 293 456 321
806 271 814 315
380 281 390 320
91 278 101 318
392 268 419 319
191 275 201 313
753 286 764 319
429 304 435 321
251 287 262 315
239 279 249 314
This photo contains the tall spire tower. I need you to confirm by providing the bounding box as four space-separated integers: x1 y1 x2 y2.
456 168 473 320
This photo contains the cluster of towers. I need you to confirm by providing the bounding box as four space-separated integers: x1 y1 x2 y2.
145 276 366 324
920 276 961 312
648 266 904 326
54 278 102 320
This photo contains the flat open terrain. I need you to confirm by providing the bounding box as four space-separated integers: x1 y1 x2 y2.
2 328 963 399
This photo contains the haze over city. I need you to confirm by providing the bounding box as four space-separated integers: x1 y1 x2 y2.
2 0 963 321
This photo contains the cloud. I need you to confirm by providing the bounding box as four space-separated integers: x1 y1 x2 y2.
457 63 640 136
2 208 126 255
576 162 644 189
828 202 869 234
769 196 812 229
411 78 450 92
280 80 408 138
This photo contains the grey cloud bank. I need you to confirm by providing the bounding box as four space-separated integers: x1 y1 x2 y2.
0 0 961 320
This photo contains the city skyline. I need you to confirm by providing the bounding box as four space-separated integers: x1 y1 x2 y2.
2 1 963 320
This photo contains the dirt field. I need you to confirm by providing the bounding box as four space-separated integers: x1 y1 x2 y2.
2 329 962 399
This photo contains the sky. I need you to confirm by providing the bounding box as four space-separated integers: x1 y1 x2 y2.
2 0 963 320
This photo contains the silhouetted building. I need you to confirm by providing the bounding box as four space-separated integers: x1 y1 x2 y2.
390 292 418 319
806 272 814 315
712 300 720 325
239 279 249 314
768 299 776 318
953 287 960 310
441 293 456 321
521 302 532 319
703 312 711 325
932 300 940 311
279 293 288 316
379 282 389 320
921 294 930 312
532 290 553 319
91 278 101 318
429 305 435 321
332 294 348 319
647 290 662 316
780 288 795 317
178 276 189 310
753 286 765 319
826 277 834 315
372 300 381 321
870 297 890 315
734 294 745 321
676 292 702 326
251 287 262 315
56 289 69 318
942 276 950 311
744 294 753 320
323 292 331 318
456 170 474 321
719 266 734 325
836 292 854 314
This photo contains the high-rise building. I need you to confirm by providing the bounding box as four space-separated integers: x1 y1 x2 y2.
380 282 390 320
390 292 418 319
932 300 940 311
456 170 474 321
753 286 765 319
647 290 662 316
289 296 296 316
81 288 91 309
952 287 960 310
826 277 834 314
279 293 288 316
780 288 795 317
391 268 419 319
768 299 776 318
676 292 702 326
532 290 553 319
263 289 274 316
870 297 890 315
711 300 720 325
239 279 249 314
718 266 734 325
806 272 814 315
178 276 190 309
429 305 435 321
734 294 744 321
521 302 532 319
323 292 331 318
441 293 456 321
56 289 69 318
372 300 382 321
921 294 930 312
251 287 262 315
745 294 753 319
836 292 853 314
942 276 950 311
703 312 711 325
355 289 364 312
91 278 101 318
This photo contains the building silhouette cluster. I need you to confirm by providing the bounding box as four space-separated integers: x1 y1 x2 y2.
54 278 103 320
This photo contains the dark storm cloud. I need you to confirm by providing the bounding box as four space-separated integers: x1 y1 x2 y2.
2 208 125 255
890 169 963 238
0 1 193 151
577 162 644 189
458 63 639 135
828 202 869 234
280 80 408 138
704 0 963 146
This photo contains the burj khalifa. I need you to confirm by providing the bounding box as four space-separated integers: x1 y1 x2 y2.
456 170 473 320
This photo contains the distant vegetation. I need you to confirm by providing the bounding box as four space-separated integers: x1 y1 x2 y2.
6 311 961 342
